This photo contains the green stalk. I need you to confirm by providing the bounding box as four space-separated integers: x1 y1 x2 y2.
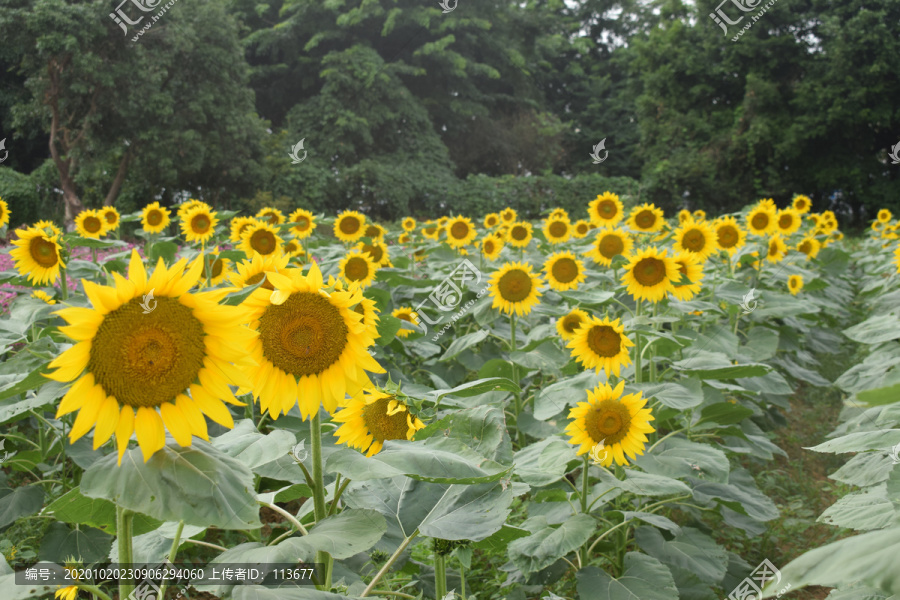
157 520 184 599
76 584 113 600
580 455 591 566
460 563 466 600
116 505 134 599
360 529 419 597
434 551 447 599
310 412 333 590
633 300 642 384
509 314 524 448
60 266 69 301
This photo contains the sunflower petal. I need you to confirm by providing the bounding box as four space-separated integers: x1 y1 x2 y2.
160 402 193 447
92 395 121 450
134 406 166 462
116 406 135 464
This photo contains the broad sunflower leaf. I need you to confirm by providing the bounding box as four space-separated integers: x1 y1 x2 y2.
0 483 43 528
818 484 896 531
628 380 703 410
634 526 728 584
441 329 489 361
428 377 521 402
508 514 596 575
510 340 570 372
211 419 298 471
633 437 730 483
593 468 691 497
690 469 779 522
46 486 161 535
278 509 387 560
576 552 679 600
417 404 513 463
858 383 900 406
672 350 770 379
0 554 55 600
843 315 900 345
513 436 579 487
38 522 112 564
534 369 604 420
807 430 900 454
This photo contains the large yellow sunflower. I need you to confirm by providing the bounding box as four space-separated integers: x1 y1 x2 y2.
256 206 286 226
241 261 385 418
392 306 420 338
543 252 587 292
445 215 478 249
565 381 655 466
289 208 317 239
180 205 218 245
775 208 802 236
230 216 261 243
500 207 517 224
746 204 777 236
626 203 665 233
621 246 678 303
11 226 66 285
787 274 804 295
100 207 121 232
506 222 534 248
356 240 392 267
0 198 10 228
489 261 543 316
670 251 705 301
339 250 379 288
713 217 746 255
334 210 367 243
796 236 821 260
229 251 291 289
75 209 107 239
177 199 208 220
573 220 591 239
543 217 572 244
333 389 425 456
567 316 634 376
792 195 812 214
483 213 500 229
47 250 256 463
141 202 171 234
402 217 417 232
482 235 503 261
240 221 283 257
556 307 589 341
588 192 625 227
673 218 719 261
584 228 633 267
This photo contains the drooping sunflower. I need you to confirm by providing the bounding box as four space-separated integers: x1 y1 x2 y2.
548 208 568 221
339 250 379 288
692 209 707 221
100 207 121 232
543 252 587 292
283 239 306 259
10 226 65 285
787 274 804 295
364 223 387 241
180 204 218 245
584 227 633 267
229 251 291 289
746 204 777 236
177 199 208 220
677 209 692 224
422 221 441 241
75 209 107 239
483 213 500 229
482 235 503 261
398 232 411 244
289 208 317 239
0 198 10 228
713 217 746 255
766 235 788 263
556 307 589 341
567 316 634 376
256 206 286 226
402 217 417 232
573 220 591 239
506 222 534 248
230 216 260 243
792 195 812 214
877 209 893 224
565 381 655 467
445 215 478 248
673 218 719 261
48 250 256 463
392 306 420 338
543 217 572 244
626 203 665 233
588 192 625 228
621 246 678 303
33 290 57 304
670 251 705 301
357 240 392 267
241 261 385 417
54 585 78 600
500 207 518 224
34 220 62 237
775 208 802 236
334 210 367 243
333 389 425 456
489 261 543 316
240 221 283 257
437 216 450 229
141 202 171 234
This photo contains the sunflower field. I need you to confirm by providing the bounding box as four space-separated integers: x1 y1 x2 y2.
0 193 899 600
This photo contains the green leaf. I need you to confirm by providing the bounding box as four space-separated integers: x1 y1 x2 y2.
0 364 50 403
441 329 489 360
807 430 900 454
45 486 161 535
429 377 520 402
147 240 179 264
509 514 596 575
691 469 779 522
513 436 578 487
211 419 297 471
594 468 692 497
376 314 402 345
858 383 900 406
278 509 387 560
81 440 261 529
477 358 516 381
700 402 755 425
635 526 728 584
0 484 43 528
672 350 770 379
534 370 603 420
38 522 112 564
577 552 679 600
510 339 570 372
416 404 513 463
634 437 730 483
629 380 703 410
471 524 531 552
843 315 900 345
817 484 896 531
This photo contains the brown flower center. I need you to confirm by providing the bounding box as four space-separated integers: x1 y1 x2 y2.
551 257 579 283
583 399 632 445
633 257 666 287
497 269 532 302
586 325 621 357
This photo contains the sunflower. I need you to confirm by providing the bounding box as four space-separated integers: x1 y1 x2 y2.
288 208 317 239
204 254 232 286
746 204 777 236
240 221 283 257
437 216 450 229
180 205 218 245
241 261 385 417
692 209 707 221
626 203 665 233
230 216 260 243
356 240 392 267
792 195 812 214
256 207 286 226
787 274 804 295
398 232 411 244
766 235 788 263
48 250 256 463
670 251 704 301
506 222 534 248
713 217 746 255
229 251 290 290
489 261 543 316
54 586 78 600
565 381 655 467
877 209 893 224
352 295 380 337
543 217 572 244
894 246 900 274
621 246 678 303
584 228 633 267
775 208 802 236
100 207 121 231
556 307 589 341
334 210 367 243
588 192 624 228
333 389 425 456
482 235 503 261
872 220 886 232
75 209 107 239
364 223 387 241
283 239 306 259
33 290 57 304
445 215 478 248
573 220 591 239
402 217 417 232
0 198 9 228
10 226 65 285
677 209 692 224
339 250 379 288
567 316 634 376
500 208 517 224
543 252 586 292
34 220 63 237
141 202 171 234
422 221 441 241
673 218 718 261
177 199 208 220
392 306 420 338
549 208 569 220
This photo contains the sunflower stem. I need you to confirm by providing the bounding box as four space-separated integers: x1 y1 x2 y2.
633 301 642 384
157 519 184 600
60 266 69 301
434 550 448 599
508 314 525 448
76 584 113 600
116 505 134 599
310 412 333 590
360 529 419 597
579 455 591 567
649 303 658 383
